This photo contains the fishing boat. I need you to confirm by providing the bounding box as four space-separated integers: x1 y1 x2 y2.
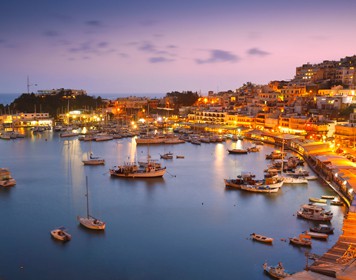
296 204 333 221
305 231 328 240
309 197 327 204
0 168 16 187
110 162 166 178
250 233 273 243
225 173 283 192
263 262 292 279
289 233 312 247
309 224 334 234
77 176 106 230
50 227 71 241
224 172 256 189
176 155 185 159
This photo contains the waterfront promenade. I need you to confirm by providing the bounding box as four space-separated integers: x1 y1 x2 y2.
278 140 356 279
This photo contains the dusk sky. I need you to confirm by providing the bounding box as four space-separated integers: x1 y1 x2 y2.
1 0 356 95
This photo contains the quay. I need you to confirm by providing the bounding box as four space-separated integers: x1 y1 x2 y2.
245 131 356 279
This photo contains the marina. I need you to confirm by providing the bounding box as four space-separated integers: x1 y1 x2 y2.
0 131 347 279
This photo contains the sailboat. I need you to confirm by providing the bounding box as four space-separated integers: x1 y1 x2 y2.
82 142 105 165
77 176 106 230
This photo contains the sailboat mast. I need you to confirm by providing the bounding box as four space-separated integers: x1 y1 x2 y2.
86 176 90 218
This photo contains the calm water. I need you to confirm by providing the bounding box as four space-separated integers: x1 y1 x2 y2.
0 132 346 280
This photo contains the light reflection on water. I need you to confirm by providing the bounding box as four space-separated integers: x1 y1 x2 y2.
0 132 347 280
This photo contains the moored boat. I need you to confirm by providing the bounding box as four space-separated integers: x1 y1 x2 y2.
309 197 327 204
225 173 283 192
0 168 16 187
160 152 173 159
247 146 260 152
227 148 248 154
263 262 292 279
296 204 333 221
305 231 328 240
82 158 105 165
289 233 312 247
110 162 166 178
309 224 334 234
250 233 273 243
78 176 106 230
240 184 280 193
281 176 308 184
321 195 335 199
330 198 344 206
50 227 71 241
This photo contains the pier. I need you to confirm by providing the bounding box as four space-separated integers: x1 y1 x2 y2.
285 141 356 279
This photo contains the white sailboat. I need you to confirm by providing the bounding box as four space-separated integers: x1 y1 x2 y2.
77 176 106 230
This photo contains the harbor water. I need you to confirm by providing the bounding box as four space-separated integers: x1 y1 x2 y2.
0 131 346 279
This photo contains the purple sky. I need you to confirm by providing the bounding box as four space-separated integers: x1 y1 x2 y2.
1 0 356 94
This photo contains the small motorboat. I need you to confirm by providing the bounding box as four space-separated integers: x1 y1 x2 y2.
176 155 185 159
263 262 292 279
309 224 334 234
50 227 71 241
250 233 273 244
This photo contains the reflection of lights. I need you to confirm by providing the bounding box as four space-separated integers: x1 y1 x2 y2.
138 118 145 123
348 188 353 194
157 117 162 122
343 180 347 185
335 173 338 178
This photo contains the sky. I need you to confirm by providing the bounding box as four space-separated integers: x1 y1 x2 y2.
1 0 356 95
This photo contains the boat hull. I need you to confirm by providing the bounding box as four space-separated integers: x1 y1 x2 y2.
240 181 283 193
110 167 166 178
50 229 72 241
251 233 273 243
0 178 16 187
289 237 312 247
78 216 106 230
82 159 105 165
